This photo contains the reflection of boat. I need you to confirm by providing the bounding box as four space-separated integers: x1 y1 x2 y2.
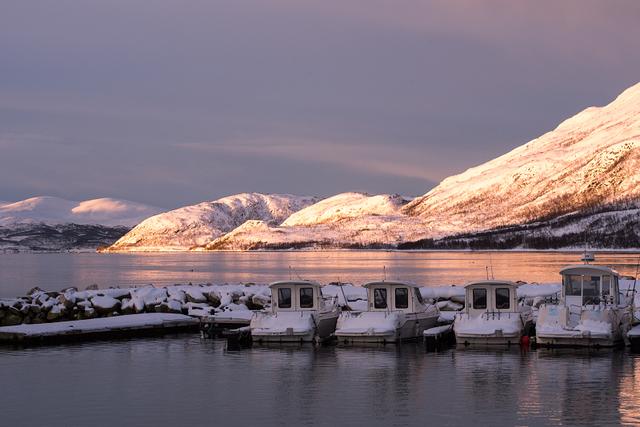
536 260 632 347
250 281 339 343
335 281 439 344
454 280 533 346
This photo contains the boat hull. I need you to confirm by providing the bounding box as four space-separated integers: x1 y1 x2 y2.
455 332 523 347
536 333 621 348
251 312 338 344
336 314 438 344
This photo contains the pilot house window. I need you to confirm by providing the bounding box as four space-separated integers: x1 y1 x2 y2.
395 288 409 309
373 288 388 309
277 288 292 308
473 288 487 310
495 288 510 309
565 275 582 296
583 276 600 304
300 287 314 308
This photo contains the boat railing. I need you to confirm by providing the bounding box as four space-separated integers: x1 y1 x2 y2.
480 311 519 321
454 311 519 321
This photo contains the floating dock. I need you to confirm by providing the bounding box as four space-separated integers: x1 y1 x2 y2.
0 313 199 344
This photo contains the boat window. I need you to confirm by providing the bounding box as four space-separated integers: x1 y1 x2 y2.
395 288 409 309
602 275 611 298
277 288 292 308
495 288 510 309
373 288 388 309
299 287 314 308
564 275 582 296
583 276 600 304
414 288 425 304
473 288 487 310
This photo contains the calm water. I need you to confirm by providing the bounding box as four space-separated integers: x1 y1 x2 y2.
2 251 640 426
2 338 640 426
1 251 640 297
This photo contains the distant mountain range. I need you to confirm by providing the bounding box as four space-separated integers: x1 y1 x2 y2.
0 197 161 252
5 82 640 251
102 193 318 252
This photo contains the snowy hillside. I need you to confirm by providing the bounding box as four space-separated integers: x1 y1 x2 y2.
103 193 318 252
403 82 640 237
0 196 161 227
400 201 640 250
203 193 427 250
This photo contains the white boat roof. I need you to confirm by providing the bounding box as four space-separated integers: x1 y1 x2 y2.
463 280 519 289
560 264 619 276
268 280 322 288
363 280 422 289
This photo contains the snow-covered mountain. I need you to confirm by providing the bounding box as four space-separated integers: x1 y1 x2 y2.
403 82 640 238
0 196 161 252
103 193 318 252
0 196 161 227
203 192 426 250
100 82 640 252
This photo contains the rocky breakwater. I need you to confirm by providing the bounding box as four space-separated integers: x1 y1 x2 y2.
0 283 272 327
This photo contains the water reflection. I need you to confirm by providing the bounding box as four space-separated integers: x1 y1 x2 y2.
1 251 640 297
1 337 639 426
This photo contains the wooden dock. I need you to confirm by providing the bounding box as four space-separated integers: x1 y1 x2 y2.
0 313 199 344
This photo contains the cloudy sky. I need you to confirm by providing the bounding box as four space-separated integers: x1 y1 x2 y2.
1 0 639 208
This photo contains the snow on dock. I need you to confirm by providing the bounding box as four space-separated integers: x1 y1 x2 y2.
0 313 198 343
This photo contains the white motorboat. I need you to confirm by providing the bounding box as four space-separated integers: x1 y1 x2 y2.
335 281 439 344
250 280 339 343
536 261 633 347
454 280 533 346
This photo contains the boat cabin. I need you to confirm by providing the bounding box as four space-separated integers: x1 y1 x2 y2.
464 281 519 315
363 281 425 313
269 280 326 312
560 265 620 306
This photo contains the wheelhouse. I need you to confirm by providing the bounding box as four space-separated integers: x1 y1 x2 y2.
560 265 620 306
463 281 519 315
269 280 324 312
363 281 425 313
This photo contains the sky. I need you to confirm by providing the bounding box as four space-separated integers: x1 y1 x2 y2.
1 0 639 209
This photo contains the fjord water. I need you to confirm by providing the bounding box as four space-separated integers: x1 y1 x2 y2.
2 251 640 426
2 251 640 298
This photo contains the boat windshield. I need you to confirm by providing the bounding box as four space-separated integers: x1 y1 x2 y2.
414 288 425 304
300 287 314 308
583 276 600 304
565 275 582 296
473 288 487 309
373 288 388 309
495 288 510 309
395 288 409 309
277 288 292 308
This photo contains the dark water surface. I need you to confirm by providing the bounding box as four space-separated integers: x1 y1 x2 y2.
3 251 640 426
2 338 640 426
2 251 640 298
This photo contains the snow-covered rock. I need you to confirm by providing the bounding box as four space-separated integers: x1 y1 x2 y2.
103 193 317 252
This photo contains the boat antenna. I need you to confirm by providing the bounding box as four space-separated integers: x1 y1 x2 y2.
383 265 387 281
289 265 292 280
486 266 490 280
489 253 495 280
